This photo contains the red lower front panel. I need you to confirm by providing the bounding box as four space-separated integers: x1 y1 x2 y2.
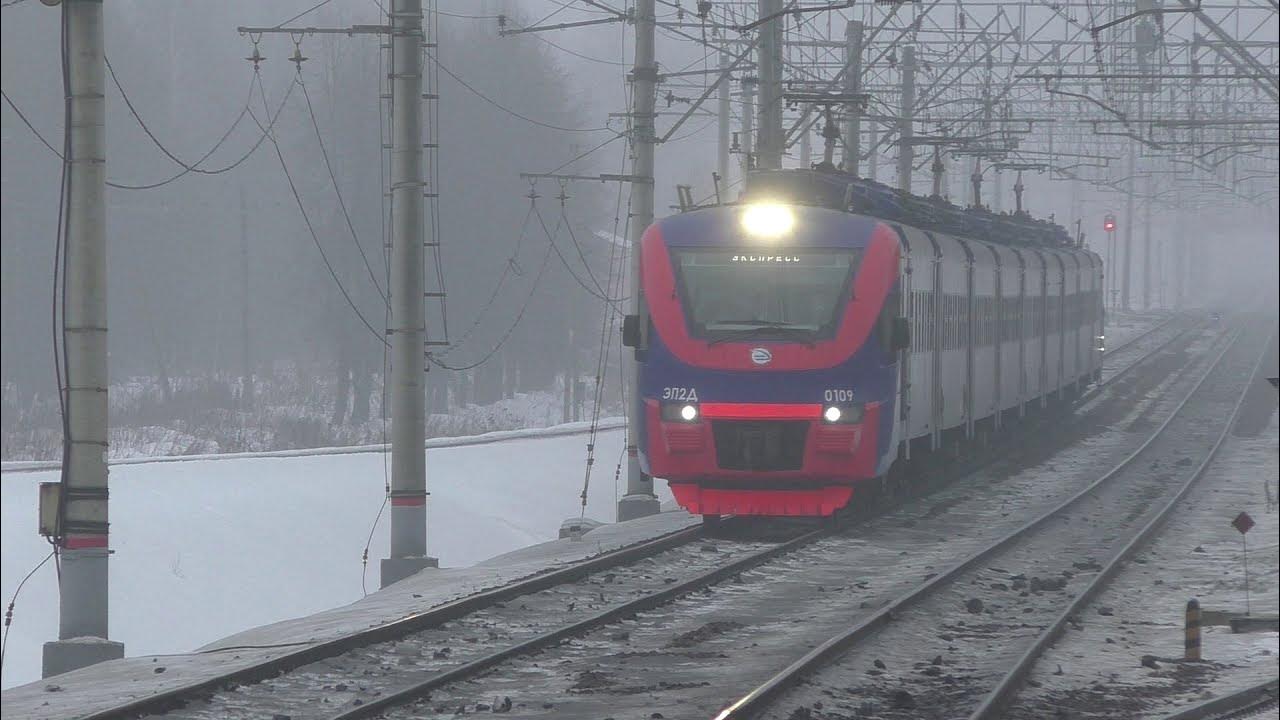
669 484 855 517
646 400 882 517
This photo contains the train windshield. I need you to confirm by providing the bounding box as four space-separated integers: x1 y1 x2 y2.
671 249 861 341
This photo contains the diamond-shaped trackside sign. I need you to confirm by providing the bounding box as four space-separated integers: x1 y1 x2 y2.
1232 512 1255 535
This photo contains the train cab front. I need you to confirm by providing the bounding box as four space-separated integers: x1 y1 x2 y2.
625 199 906 518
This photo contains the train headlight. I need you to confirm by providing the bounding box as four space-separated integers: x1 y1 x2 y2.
822 403 864 424
740 203 795 239
661 402 700 423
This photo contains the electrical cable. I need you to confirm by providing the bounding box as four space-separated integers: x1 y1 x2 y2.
559 189 624 301
529 33 631 67
423 48 615 133
424 2 450 345
249 73 389 349
426 239 556 372
274 0 335 28
4 72 294 191
533 203 627 309
106 72 296 191
298 79 388 303
103 56 282 183
0 91 63 157
0 549 57 677
433 204 536 359
53 0 72 550
544 133 626 176
365 11 393 597
577 135 632 516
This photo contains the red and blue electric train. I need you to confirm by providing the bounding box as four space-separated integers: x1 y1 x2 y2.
627 169 1104 519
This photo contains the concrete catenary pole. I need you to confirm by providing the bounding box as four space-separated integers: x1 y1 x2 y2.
841 20 864 176
382 0 438 586
618 0 661 522
756 0 784 170
897 46 916 193
740 76 755 177
1142 175 1153 309
718 49 732 191
240 185 254 409
43 0 124 678
1121 141 1135 311
866 124 877 182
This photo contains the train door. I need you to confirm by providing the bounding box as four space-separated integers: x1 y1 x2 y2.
892 224 941 449
1067 253 1082 391
1012 248 1028 417
932 233 968 436
1050 253 1066 398
927 231 944 450
964 239 996 428
1024 249 1047 408
890 225 914 459
996 245 1022 417
953 237 977 439
990 245 1003 431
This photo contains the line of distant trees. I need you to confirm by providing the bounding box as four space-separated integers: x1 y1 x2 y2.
1 1 626 449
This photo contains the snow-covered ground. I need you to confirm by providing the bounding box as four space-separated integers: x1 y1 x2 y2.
0 421 671 690
1106 309 1173 349
1016 388 1279 718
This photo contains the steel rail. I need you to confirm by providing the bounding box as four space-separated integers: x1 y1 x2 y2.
1077 315 1200 405
713 322 1240 720
81 318 1190 720
298 319 1199 720
969 326 1274 718
326 526 832 720
80 523 712 720
1104 312 1181 355
1157 678 1280 720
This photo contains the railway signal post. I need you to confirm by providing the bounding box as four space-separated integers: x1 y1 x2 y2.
1104 213 1117 308
42 0 126 678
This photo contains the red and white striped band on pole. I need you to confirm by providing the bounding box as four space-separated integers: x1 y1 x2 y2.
64 535 109 550
390 493 427 507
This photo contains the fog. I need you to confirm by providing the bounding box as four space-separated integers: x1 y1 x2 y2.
2 1 1276 461
2 1 647 458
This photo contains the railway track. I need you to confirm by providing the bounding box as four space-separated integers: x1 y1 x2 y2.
1094 313 1186 386
1159 679 1280 720
317 321 1228 718
713 322 1269 720
78 315 1203 720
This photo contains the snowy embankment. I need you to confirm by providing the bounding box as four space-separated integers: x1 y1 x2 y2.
0 420 667 690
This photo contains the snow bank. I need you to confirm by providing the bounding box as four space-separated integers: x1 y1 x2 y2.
0 417 623 474
0 421 667 690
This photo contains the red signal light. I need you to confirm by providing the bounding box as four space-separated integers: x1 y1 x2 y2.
1103 214 1116 232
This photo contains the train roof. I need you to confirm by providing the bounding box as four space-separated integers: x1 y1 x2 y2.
739 168 1078 251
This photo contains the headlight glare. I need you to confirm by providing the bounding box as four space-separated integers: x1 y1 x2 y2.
660 402 700 423
822 403 864 424
740 203 795 238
